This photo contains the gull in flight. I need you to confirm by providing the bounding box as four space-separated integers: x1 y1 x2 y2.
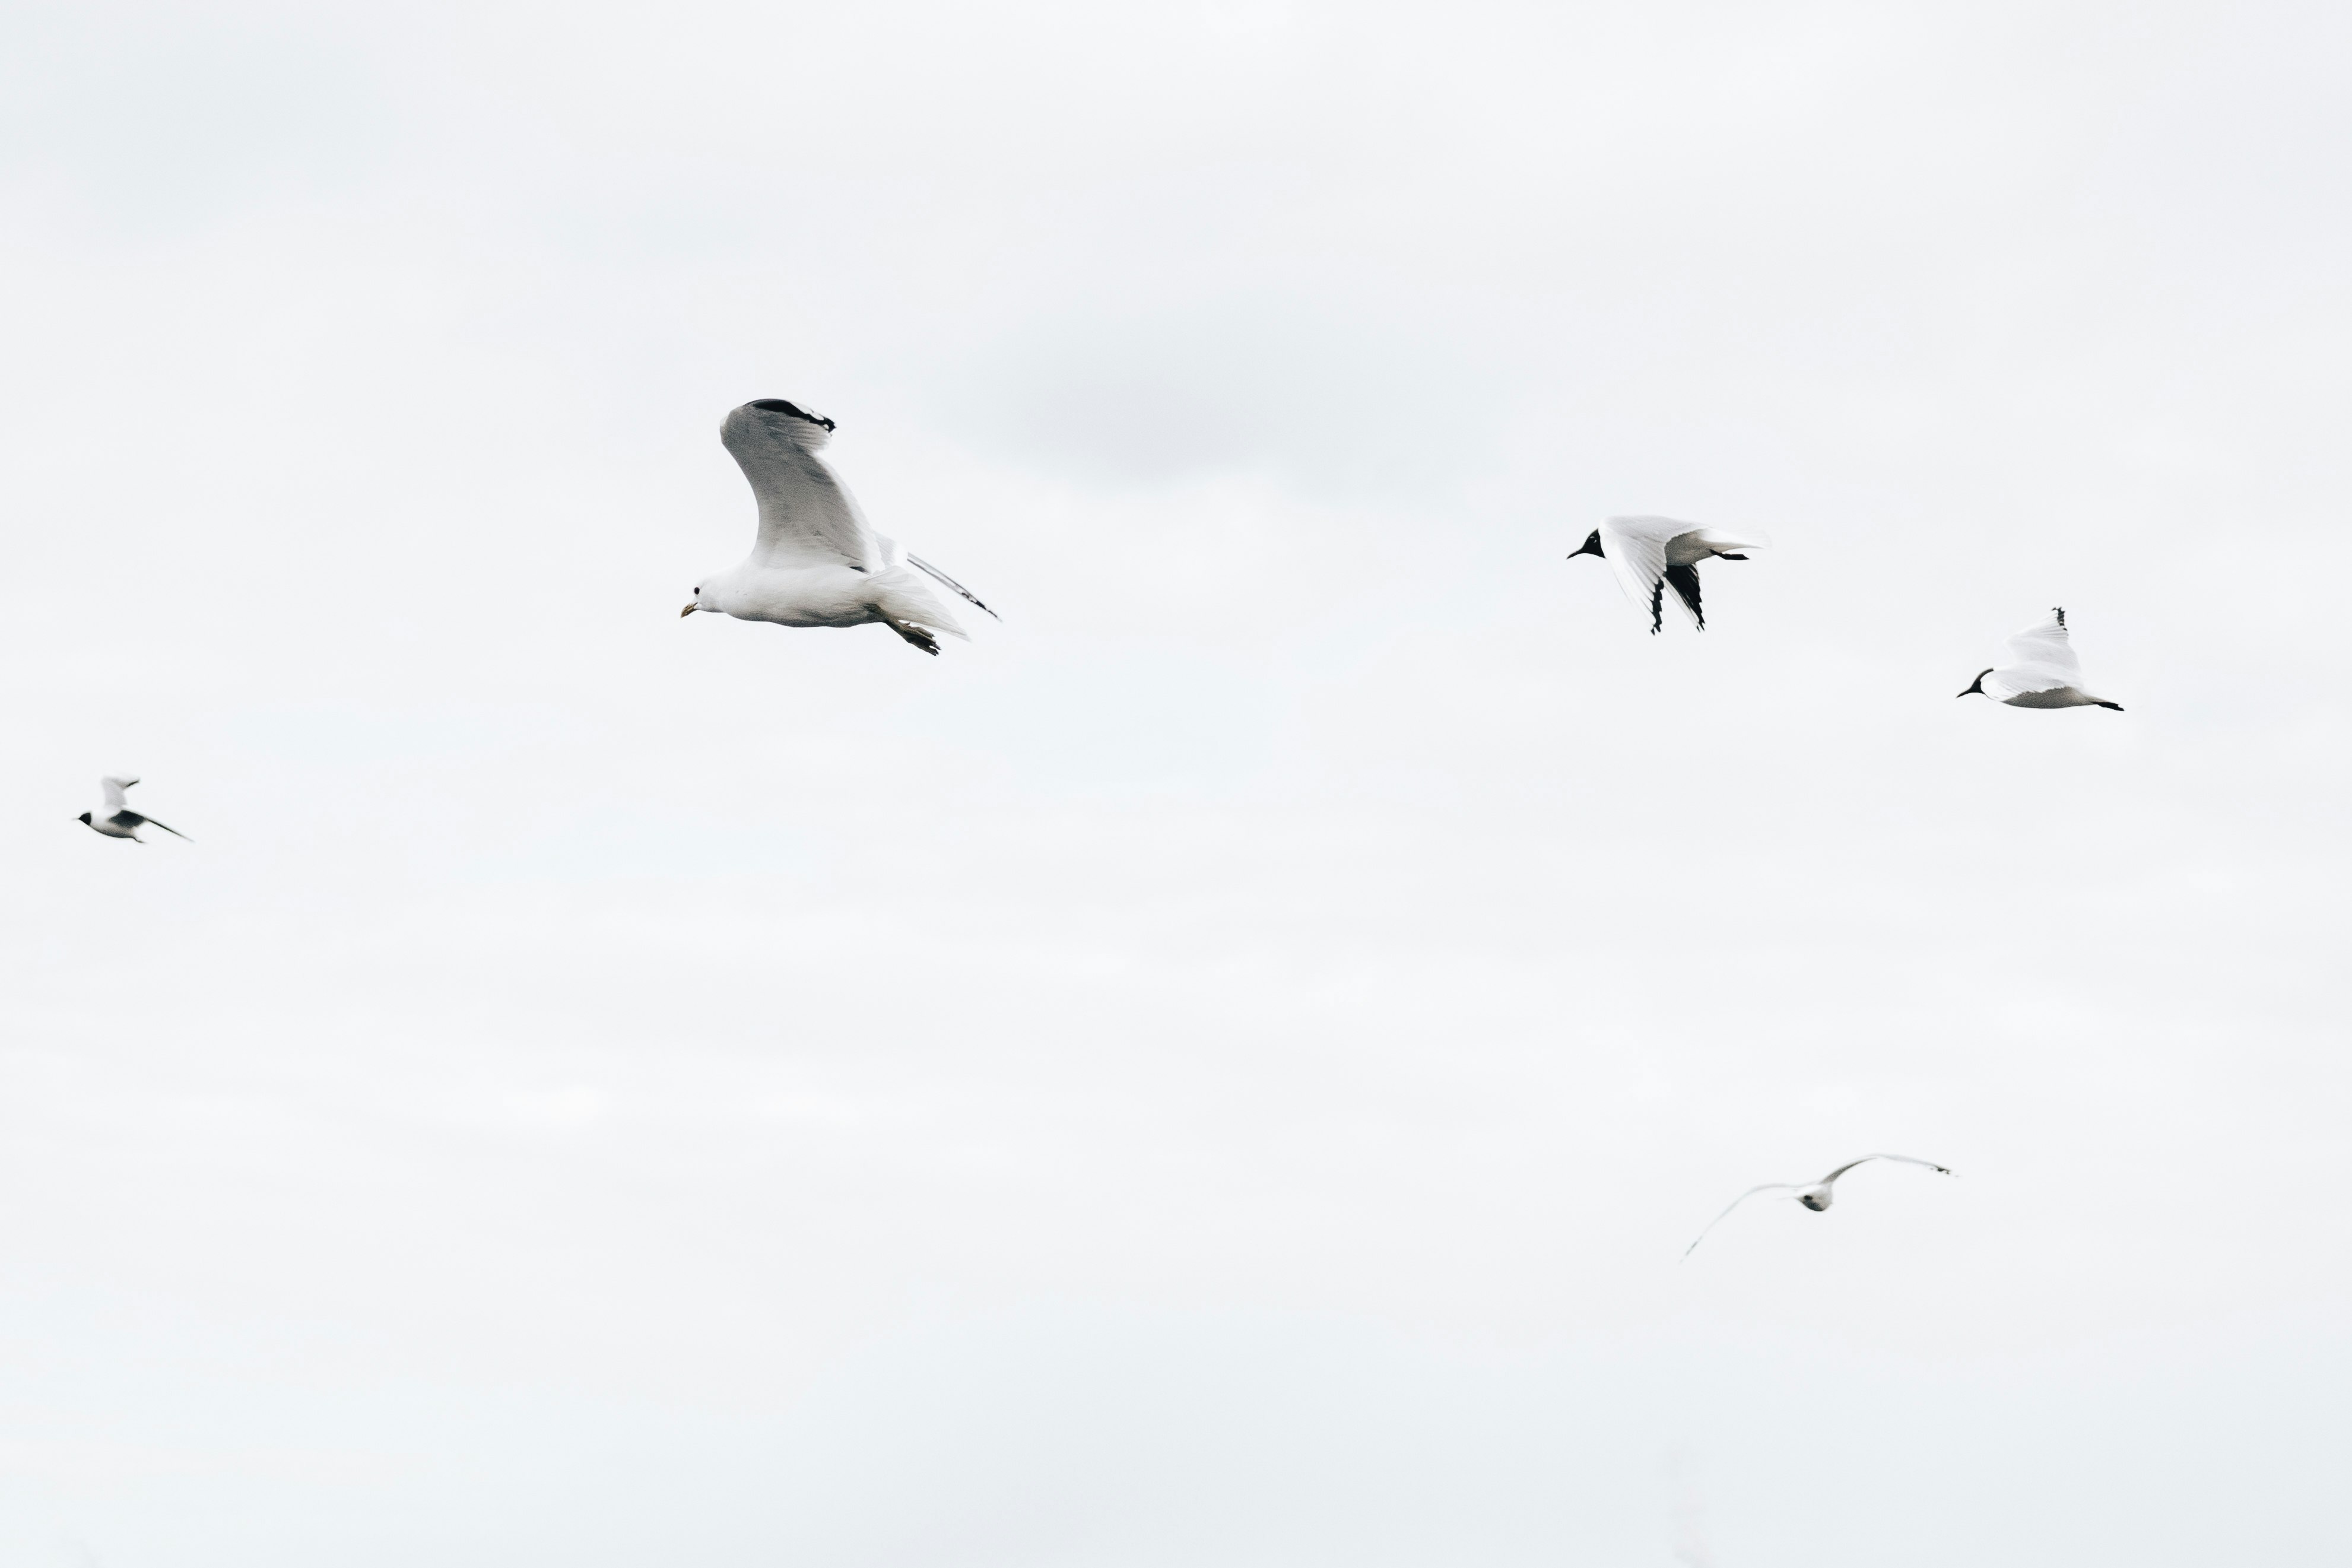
1568 516 1767 633
1959 607 2123 710
1683 1154 1953 1258
78 777 190 843
682 398 997 655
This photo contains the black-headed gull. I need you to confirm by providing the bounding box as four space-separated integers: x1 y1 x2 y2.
681 398 996 656
1683 1153 1952 1258
1959 608 2122 710
78 777 189 843
1568 516 1766 634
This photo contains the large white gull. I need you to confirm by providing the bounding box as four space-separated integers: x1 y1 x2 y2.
1683 1153 1952 1258
1569 516 1767 634
682 398 995 655
1959 608 2122 710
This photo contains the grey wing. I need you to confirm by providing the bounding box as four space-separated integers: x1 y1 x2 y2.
1598 518 1674 632
719 399 878 571
136 814 191 841
1683 1184 1800 1258
906 553 999 620
101 776 135 810
1820 1153 1954 1185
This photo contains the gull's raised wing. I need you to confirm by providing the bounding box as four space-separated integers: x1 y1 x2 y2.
1598 517 1676 633
101 776 135 811
1998 609 2081 692
1683 1183 1801 1259
720 399 880 572
1820 1153 1954 1185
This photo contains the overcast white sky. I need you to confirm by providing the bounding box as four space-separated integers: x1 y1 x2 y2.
2 1 2348 1563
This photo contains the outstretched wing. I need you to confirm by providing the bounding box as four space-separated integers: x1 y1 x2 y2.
137 815 191 841
1820 1153 1954 1186
1598 517 1675 632
1683 1183 1801 1259
907 553 999 620
1998 609 2081 692
101 776 135 810
719 399 880 572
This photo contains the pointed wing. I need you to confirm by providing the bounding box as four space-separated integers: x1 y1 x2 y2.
719 399 880 572
1597 517 1675 630
135 815 191 841
907 553 999 620
1683 1183 1801 1258
1997 610 2082 692
101 776 135 810
1820 1153 1953 1185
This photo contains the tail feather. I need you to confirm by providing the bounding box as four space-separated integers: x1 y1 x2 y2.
878 571 970 641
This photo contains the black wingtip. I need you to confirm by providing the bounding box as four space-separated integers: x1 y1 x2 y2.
1663 561 1705 631
747 398 836 431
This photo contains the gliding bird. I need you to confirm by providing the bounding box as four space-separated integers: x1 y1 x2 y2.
1959 607 2122 710
681 398 997 655
1568 516 1767 633
78 777 190 843
1683 1153 1953 1258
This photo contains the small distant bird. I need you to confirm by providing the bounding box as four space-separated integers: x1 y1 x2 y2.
78 777 190 843
682 398 996 655
1683 1154 1953 1258
1959 607 2122 710
1568 516 1767 633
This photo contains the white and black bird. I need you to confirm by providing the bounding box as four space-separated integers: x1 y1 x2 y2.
1959 608 2123 710
78 777 190 843
1683 1154 1953 1258
1568 516 1767 633
681 398 995 655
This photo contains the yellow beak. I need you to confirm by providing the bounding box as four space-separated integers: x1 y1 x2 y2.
680 602 699 618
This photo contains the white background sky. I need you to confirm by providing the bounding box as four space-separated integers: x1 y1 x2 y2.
2 1 2347 1563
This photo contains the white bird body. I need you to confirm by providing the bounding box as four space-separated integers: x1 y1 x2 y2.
1683 1153 1952 1258
683 398 994 655
1569 515 1767 633
1960 608 2122 710
697 556 944 630
78 776 189 843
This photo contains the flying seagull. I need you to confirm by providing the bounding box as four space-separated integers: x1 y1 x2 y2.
1568 516 1767 633
78 777 190 843
1959 608 2122 710
1683 1154 1953 1258
681 398 996 655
